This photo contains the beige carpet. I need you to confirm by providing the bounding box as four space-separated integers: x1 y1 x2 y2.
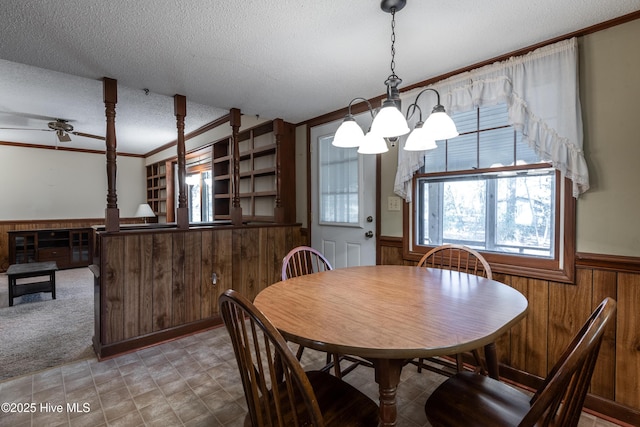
0 267 95 381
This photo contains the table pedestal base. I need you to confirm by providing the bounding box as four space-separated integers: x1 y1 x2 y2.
373 358 405 427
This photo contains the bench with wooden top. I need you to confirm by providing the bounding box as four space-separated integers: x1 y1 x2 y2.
6 261 58 306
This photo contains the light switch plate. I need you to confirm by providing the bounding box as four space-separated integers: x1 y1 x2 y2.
387 196 402 211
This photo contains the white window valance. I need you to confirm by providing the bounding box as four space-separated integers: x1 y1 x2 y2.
394 37 588 202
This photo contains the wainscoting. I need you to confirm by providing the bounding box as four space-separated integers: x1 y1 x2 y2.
378 236 640 425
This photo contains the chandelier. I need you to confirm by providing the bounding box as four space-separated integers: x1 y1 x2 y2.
332 0 459 154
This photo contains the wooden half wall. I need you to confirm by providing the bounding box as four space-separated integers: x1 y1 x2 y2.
379 236 640 425
93 224 303 358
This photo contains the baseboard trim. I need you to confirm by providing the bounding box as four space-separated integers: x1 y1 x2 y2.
93 317 223 359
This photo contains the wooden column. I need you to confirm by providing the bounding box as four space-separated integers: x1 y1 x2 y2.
103 77 119 232
229 108 243 225
274 118 285 223
174 94 189 229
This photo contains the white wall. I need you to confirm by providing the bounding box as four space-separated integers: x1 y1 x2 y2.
576 18 640 256
0 145 145 220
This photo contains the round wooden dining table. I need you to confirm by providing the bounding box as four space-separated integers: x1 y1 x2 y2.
254 265 528 427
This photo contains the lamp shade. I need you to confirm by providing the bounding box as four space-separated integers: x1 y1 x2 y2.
404 125 438 151
357 132 389 154
424 111 459 140
333 117 365 147
370 101 410 138
135 203 155 218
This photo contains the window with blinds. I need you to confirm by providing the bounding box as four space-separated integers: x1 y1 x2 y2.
414 103 557 258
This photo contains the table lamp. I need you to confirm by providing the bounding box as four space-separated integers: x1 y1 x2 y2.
135 203 156 224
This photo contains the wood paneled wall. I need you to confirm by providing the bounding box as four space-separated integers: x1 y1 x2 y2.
95 224 303 358
378 237 640 424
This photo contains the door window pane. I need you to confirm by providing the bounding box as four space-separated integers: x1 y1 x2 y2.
319 135 360 224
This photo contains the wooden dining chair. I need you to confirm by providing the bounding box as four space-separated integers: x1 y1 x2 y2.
413 244 493 376
281 245 333 280
281 245 371 378
424 297 616 427
418 243 492 279
219 289 379 427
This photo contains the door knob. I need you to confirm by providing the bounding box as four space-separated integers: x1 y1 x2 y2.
366 216 373 222
365 230 374 238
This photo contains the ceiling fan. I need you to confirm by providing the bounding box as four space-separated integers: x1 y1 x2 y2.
0 118 105 142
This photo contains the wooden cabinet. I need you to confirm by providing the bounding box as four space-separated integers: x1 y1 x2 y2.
11 232 36 264
8 228 93 269
69 229 92 267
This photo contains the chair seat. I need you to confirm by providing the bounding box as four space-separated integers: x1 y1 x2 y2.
244 370 379 427
424 372 531 426
307 370 379 426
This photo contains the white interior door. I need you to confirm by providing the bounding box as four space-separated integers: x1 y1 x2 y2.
310 119 376 268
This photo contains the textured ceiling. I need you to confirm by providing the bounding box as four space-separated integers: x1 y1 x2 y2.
1 0 639 155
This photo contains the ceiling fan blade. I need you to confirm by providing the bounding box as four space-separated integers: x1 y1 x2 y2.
0 127 50 131
0 111 63 122
71 131 105 141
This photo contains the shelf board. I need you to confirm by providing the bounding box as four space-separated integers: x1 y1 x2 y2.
238 191 277 197
253 167 276 177
253 144 277 155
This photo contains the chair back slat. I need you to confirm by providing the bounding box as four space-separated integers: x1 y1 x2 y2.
418 244 492 280
282 246 333 280
220 289 325 427
521 297 616 427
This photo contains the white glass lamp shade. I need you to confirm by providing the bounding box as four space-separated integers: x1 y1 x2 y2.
404 125 437 151
370 102 410 138
357 132 389 154
135 203 155 218
424 111 459 140
333 118 365 147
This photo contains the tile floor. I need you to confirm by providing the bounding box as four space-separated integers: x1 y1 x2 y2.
0 325 625 427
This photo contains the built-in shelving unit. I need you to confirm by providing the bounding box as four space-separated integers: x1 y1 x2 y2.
237 122 278 221
212 140 232 220
145 118 295 224
146 161 167 217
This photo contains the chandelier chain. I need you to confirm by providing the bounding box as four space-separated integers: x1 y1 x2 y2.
390 8 397 76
